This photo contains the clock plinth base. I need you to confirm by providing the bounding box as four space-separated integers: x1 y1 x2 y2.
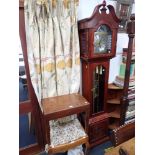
89 113 109 146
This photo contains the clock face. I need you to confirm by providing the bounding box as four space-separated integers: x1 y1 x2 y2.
94 25 112 54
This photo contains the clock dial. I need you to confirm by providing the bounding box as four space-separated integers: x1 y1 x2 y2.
94 25 112 54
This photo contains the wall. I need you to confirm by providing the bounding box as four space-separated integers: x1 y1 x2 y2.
78 0 135 83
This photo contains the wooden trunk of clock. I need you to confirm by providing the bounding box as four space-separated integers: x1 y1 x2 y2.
78 1 120 147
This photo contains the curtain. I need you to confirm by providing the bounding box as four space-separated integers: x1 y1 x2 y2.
24 0 83 154
24 0 80 111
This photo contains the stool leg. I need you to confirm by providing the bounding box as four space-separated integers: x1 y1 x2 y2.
84 142 90 155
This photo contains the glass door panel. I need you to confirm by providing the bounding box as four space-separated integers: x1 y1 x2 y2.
92 65 105 114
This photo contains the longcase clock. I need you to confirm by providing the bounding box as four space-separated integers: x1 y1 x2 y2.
78 0 120 147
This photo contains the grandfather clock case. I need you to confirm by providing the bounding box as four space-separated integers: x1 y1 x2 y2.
78 1 120 147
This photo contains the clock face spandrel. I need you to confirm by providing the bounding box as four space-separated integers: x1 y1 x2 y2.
94 25 112 54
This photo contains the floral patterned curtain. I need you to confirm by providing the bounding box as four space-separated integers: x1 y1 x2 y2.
24 0 83 154
24 0 80 111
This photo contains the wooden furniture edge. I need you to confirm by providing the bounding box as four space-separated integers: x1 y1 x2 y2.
48 136 89 154
19 143 42 155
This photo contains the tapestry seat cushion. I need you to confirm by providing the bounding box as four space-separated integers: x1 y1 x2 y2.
49 118 87 147
49 114 77 127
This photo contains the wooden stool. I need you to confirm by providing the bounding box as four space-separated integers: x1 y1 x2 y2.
41 93 90 154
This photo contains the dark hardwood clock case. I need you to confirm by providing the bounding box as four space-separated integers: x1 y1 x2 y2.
78 0 120 147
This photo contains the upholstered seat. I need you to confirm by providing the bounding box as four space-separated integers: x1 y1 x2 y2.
49 118 87 148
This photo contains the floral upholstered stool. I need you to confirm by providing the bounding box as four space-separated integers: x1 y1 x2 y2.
45 117 89 154
50 118 88 148
42 94 90 154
